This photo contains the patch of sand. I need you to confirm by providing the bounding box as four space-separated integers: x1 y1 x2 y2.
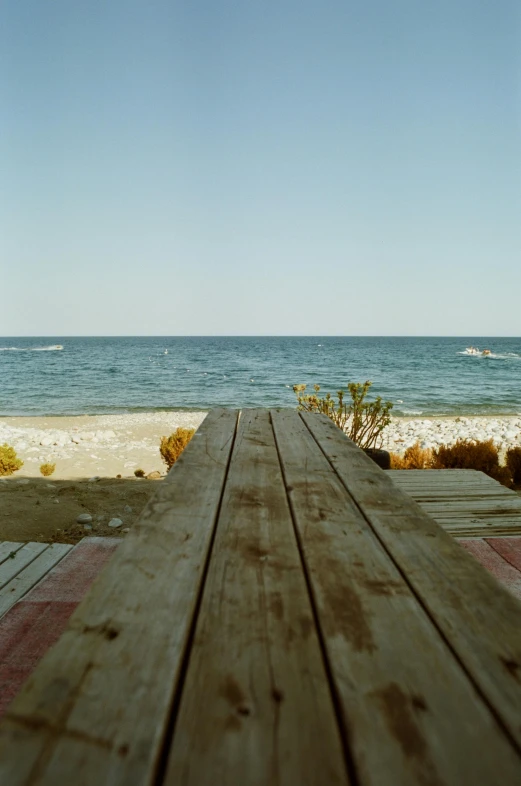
0 411 207 479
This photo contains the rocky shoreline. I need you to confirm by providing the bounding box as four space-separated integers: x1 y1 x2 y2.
1 411 521 478
381 415 521 458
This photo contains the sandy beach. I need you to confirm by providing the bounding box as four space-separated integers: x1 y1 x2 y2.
0 411 207 544
1 410 521 544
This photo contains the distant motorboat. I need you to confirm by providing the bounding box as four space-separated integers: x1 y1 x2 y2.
464 346 480 355
482 349 491 356
164 350 168 354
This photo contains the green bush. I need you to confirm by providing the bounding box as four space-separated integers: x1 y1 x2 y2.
506 447 521 485
39 462 56 477
432 438 512 487
293 380 393 450
0 444 24 476
160 427 195 470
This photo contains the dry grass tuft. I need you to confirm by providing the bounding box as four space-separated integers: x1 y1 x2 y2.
160 427 195 470
432 438 513 487
0 444 24 476
39 462 56 477
390 441 433 469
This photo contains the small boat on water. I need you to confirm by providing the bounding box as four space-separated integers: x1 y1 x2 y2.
462 346 492 357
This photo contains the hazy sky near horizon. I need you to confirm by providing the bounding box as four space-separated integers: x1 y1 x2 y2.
1 0 520 336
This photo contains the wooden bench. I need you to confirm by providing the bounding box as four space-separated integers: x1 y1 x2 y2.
1 408 521 785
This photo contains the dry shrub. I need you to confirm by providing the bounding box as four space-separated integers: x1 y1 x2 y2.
39 462 56 477
390 441 433 470
432 438 513 487
160 427 195 470
506 447 521 485
390 453 406 469
134 468 145 478
0 444 23 476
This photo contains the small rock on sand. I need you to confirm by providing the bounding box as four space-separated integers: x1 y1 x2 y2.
123 505 133 513
147 471 161 479
108 517 123 528
76 513 93 524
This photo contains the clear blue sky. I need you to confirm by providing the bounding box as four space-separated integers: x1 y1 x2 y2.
1 0 520 336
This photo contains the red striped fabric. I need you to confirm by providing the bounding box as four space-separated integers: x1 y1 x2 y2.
0 537 119 718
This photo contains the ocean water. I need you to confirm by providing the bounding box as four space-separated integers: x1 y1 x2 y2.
1 336 520 417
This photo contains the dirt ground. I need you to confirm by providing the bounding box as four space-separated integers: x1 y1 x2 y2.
1 470 519 547
0 476 160 544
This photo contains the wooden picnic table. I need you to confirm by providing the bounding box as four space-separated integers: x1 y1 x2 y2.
1 408 521 785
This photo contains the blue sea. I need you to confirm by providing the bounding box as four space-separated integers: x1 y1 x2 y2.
1 337 520 417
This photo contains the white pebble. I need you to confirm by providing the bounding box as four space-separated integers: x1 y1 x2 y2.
108 518 123 528
76 513 92 524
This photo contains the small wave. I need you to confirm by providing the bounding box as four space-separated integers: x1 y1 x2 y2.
400 409 423 415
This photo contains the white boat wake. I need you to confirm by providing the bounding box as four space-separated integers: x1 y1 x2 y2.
0 344 63 352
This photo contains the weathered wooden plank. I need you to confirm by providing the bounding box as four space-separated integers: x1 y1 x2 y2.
389 472 494 481
431 514 521 537
0 543 48 590
389 485 517 497
302 412 521 752
400 500 521 506
418 500 521 513
452 528 521 539
0 544 73 618
0 542 24 566
272 410 521 784
0 409 239 786
165 409 348 786
389 469 500 479
389 477 501 486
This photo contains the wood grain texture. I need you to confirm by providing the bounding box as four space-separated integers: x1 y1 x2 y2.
0 543 72 618
0 542 24 565
273 409 521 785
165 409 348 786
0 543 48 590
0 409 239 786
303 412 521 753
389 469 521 538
